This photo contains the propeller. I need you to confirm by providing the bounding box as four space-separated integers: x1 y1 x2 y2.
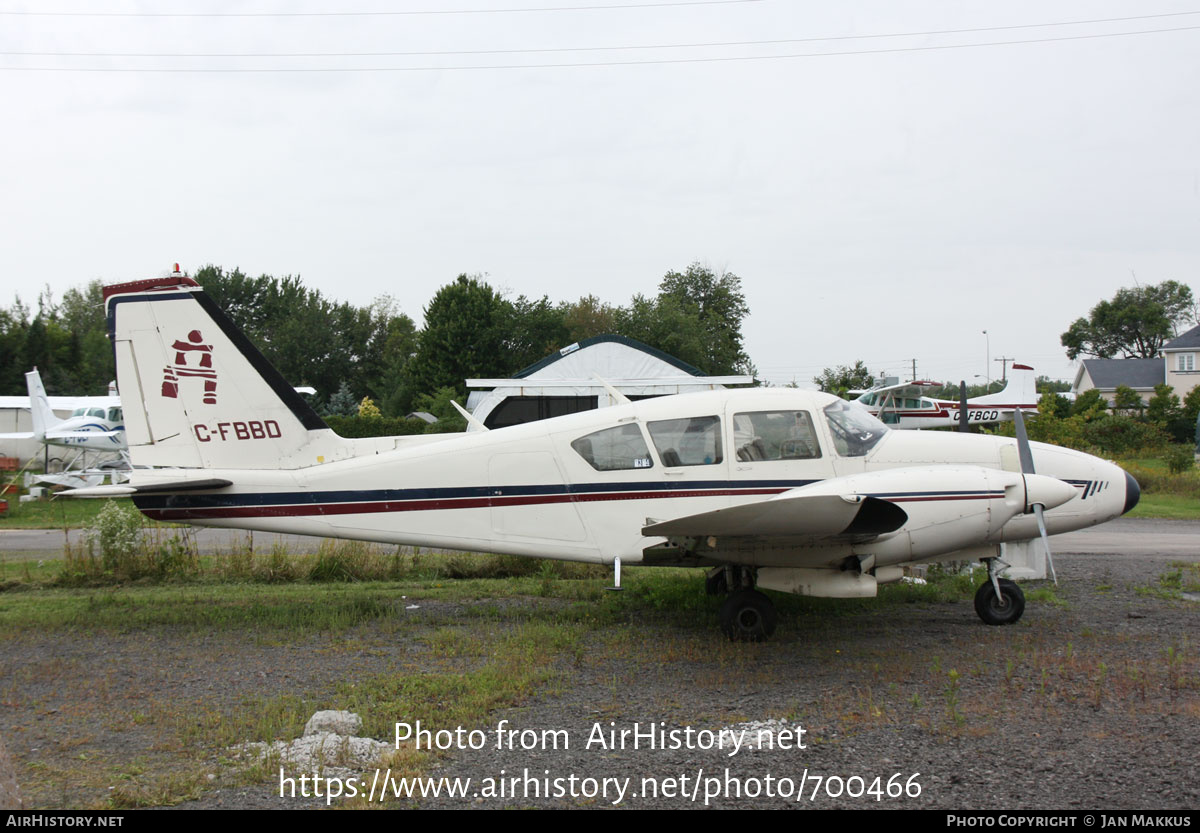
1012 406 1057 584
958 381 969 433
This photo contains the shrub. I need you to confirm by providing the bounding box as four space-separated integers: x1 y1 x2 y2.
1164 444 1196 475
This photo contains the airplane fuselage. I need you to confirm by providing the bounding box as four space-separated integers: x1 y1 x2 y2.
129 388 1131 572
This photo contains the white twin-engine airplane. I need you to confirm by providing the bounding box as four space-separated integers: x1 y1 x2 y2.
851 366 1039 429
79 273 1140 641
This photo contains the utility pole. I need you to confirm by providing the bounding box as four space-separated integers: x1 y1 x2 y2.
982 331 990 385
910 359 917 381
994 356 1014 385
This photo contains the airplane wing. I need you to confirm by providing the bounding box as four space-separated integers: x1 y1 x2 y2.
44 430 122 441
861 380 939 399
643 491 907 541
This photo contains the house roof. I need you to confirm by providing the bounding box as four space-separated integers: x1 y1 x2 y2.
1163 323 1200 351
1078 358 1163 390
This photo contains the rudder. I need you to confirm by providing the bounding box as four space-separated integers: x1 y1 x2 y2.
105 273 336 470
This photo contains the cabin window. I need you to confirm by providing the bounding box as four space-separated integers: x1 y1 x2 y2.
88 408 105 418
823 399 887 457
1178 353 1195 372
647 416 723 467
860 393 876 406
732 411 821 461
108 408 122 422
571 424 653 471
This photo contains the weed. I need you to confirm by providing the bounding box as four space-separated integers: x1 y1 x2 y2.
944 669 965 727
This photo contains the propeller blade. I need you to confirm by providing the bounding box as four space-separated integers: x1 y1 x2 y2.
1034 503 1057 585
1013 404 1036 474
959 381 969 433
1016 400 1058 583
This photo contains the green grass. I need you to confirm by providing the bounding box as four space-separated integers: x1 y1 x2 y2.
0 497 164 530
1126 494 1200 520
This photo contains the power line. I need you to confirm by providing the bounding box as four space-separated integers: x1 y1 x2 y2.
0 0 765 17
4 22 1199 71
6 9 1200 58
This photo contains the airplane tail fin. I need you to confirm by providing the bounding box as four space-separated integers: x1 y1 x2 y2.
105 272 341 470
25 369 62 439
975 363 1038 408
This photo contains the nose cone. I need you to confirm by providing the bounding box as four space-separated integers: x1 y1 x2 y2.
1123 470 1141 515
1024 473 1079 511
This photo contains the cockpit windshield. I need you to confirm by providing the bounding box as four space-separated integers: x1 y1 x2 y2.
823 399 888 457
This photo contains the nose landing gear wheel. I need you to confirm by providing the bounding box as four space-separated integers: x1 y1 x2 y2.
974 578 1025 625
720 589 777 642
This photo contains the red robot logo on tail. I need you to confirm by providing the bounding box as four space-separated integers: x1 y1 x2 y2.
162 330 217 405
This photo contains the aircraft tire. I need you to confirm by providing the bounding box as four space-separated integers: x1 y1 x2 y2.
974 578 1025 626
720 589 777 642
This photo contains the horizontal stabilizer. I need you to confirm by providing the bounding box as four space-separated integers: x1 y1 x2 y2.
642 493 907 540
61 478 232 498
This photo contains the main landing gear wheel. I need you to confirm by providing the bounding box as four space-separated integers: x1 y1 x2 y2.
974 578 1025 626
720 589 778 642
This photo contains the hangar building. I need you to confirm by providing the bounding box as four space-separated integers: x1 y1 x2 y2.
465 335 754 430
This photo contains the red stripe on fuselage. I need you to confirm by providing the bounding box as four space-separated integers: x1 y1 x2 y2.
136 487 1005 522
137 487 791 521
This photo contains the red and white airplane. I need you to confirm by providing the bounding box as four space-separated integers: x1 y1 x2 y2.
71 271 1139 640
851 366 1039 429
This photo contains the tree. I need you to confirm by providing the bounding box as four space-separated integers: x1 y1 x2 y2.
325 380 358 417
406 275 510 403
614 264 754 376
1112 385 1144 415
1061 280 1196 360
813 361 875 398
561 295 619 343
502 294 570 372
655 263 752 375
1071 388 1107 418
1146 383 1188 442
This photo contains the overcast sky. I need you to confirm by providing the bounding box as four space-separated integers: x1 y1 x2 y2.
2 0 1199 389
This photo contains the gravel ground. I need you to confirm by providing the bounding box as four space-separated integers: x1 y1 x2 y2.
2 519 1198 811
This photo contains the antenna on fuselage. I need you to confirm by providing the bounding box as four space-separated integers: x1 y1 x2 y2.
593 375 631 406
607 556 624 592
450 400 488 432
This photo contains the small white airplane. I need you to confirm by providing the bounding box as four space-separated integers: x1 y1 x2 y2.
72 272 1140 640
850 365 1039 429
0 369 125 454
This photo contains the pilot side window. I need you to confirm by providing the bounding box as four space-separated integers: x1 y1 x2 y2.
571 424 654 471
647 416 723 467
733 411 821 461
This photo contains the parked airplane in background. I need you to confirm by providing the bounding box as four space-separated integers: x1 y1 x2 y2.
0 369 125 454
0 368 316 464
850 364 1040 429
73 272 1139 641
